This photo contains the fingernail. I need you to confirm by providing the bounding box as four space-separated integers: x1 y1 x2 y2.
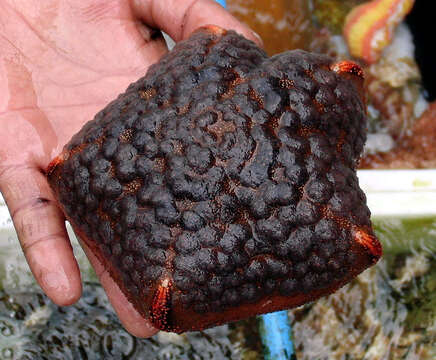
42 270 70 293
251 30 264 47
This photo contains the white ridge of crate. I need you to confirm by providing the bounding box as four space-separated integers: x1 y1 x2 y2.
358 169 436 218
2 169 436 230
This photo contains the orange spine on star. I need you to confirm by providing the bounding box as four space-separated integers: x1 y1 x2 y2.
150 278 174 332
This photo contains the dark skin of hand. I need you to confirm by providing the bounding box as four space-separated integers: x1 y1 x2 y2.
0 0 261 337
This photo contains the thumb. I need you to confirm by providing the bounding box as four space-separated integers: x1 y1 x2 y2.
130 0 263 45
0 165 82 306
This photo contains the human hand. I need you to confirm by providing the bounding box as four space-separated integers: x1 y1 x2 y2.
0 0 261 337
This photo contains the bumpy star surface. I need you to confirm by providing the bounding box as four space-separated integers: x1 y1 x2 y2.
47 27 382 333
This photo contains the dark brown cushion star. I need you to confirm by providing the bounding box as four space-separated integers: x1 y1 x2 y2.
47 26 382 333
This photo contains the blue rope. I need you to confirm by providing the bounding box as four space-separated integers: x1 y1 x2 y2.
214 0 227 7
258 311 296 360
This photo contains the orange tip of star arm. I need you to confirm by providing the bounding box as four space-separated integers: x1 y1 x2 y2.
354 229 383 263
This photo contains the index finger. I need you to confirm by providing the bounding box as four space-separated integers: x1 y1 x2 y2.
130 0 263 46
